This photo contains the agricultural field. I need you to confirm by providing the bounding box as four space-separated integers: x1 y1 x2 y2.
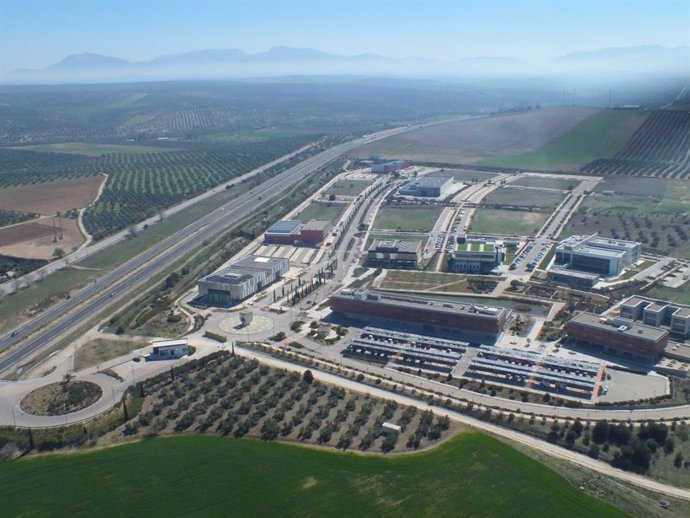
511 176 579 191
479 110 649 171
482 186 566 208
297 201 348 223
0 208 37 228
0 175 105 215
583 110 690 178
0 217 85 260
470 209 549 236
373 206 442 232
0 432 623 518
380 270 498 293
564 177 690 259
350 107 600 164
11 142 177 156
101 354 456 456
324 179 372 197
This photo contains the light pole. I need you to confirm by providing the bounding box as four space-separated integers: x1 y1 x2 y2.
11 405 17 427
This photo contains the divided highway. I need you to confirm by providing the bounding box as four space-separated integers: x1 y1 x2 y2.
0 126 414 375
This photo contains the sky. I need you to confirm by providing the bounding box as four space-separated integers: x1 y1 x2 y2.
1 0 689 73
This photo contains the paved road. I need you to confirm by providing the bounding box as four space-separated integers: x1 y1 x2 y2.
0 125 425 376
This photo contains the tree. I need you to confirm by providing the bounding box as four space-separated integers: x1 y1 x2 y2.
53 248 65 259
592 420 609 444
302 370 314 385
328 194 336 201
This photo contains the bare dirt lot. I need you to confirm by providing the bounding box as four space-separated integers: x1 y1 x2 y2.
0 217 85 259
351 107 600 164
0 174 105 215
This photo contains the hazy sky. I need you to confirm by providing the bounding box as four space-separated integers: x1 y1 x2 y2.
1 0 688 73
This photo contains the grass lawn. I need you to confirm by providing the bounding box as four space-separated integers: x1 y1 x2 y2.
0 433 624 518
11 142 177 156
324 180 372 197
511 176 579 191
470 209 549 236
74 339 147 370
478 110 649 170
297 201 347 223
483 187 565 208
374 206 442 232
647 283 690 305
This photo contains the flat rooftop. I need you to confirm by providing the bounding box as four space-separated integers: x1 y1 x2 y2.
549 268 600 280
665 343 690 361
576 245 626 259
622 296 650 308
369 239 421 253
456 242 496 253
334 289 506 320
404 176 452 189
266 220 302 235
645 303 667 313
570 312 668 342
673 307 690 318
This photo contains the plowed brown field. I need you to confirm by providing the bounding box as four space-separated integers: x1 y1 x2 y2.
0 174 105 215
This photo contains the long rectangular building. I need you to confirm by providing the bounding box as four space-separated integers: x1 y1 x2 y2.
329 289 508 340
366 239 422 268
566 312 668 358
198 255 289 305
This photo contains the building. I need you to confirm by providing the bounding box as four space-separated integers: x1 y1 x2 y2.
565 312 668 358
366 239 422 269
329 289 508 341
448 240 503 274
619 295 690 339
147 339 190 360
264 220 302 245
546 267 600 289
198 255 289 305
555 234 640 277
398 176 453 198
371 160 410 174
300 220 332 245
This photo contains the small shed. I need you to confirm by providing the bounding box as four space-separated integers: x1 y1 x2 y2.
381 422 402 435
147 339 190 360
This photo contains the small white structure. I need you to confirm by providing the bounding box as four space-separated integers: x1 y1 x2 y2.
381 422 402 435
146 339 190 361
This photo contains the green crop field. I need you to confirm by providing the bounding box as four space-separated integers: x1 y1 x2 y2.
324 179 372 197
374 206 441 232
470 209 549 236
0 433 623 518
11 142 177 156
483 187 565 208
297 201 347 223
478 110 649 170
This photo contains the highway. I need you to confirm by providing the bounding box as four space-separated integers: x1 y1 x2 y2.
0 125 416 375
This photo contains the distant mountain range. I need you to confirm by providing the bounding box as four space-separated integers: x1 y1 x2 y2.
6 45 689 84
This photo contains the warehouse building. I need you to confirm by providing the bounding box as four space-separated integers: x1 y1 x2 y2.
198 255 289 306
555 234 640 277
300 220 332 245
264 220 302 245
371 160 410 174
565 312 668 358
398 176 453 198
366 239 422 269
329 289 508 342
448 240 503 274
619 295 690 339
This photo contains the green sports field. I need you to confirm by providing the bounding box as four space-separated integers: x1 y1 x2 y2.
0 433 624 517
478 110 649 170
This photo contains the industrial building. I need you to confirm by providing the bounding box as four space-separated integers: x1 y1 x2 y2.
329 289 508 341
146 339 190 360
371 160 410 174
619 295 690 339
198 255 289 306
300 220 332 245
448 240 503 274
565 312 668 358
398 176 453 198
555 234 640 277
264 220 302 245
366 239 422 269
